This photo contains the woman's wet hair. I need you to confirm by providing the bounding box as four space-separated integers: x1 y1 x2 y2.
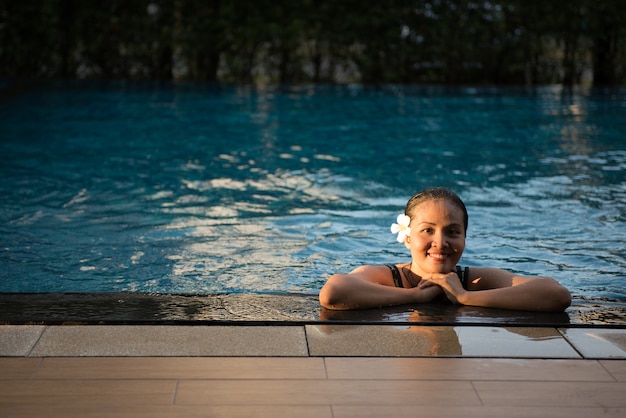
404 187 468 233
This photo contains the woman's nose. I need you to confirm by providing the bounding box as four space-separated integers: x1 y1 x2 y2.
431 232 447 248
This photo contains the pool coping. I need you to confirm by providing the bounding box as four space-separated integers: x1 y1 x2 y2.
2 323 626 359
1 292 625 327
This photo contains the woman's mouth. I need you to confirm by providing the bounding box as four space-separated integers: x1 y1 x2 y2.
428 252 449 262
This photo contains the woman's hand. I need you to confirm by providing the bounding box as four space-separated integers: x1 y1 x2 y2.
418 272 466 304
410 281 445 302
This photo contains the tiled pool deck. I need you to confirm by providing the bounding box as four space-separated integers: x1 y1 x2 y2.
1 296 626 417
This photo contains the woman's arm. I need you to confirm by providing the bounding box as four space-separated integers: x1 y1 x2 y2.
319 265 442 310
420 267 571 312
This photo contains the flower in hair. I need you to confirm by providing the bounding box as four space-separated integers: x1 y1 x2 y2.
390 214 411 243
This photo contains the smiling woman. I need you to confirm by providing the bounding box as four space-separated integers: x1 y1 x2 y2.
318 187 572 312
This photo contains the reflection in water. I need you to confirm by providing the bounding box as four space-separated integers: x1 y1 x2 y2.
315 310 572 357
154 167 361 294
313 323 462 356
406 310 461 356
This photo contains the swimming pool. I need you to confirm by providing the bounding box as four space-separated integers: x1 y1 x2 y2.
1 81 624 305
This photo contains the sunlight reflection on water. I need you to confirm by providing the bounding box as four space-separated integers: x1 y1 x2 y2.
0 82 624 302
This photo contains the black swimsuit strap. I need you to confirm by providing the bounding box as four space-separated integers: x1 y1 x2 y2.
456 265 469 290
387 264 403 288
388 264 469 290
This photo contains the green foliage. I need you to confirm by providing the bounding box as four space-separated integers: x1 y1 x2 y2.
0 0 624 85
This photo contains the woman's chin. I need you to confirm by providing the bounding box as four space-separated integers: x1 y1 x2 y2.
424 260 458 273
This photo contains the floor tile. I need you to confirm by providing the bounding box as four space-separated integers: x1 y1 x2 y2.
6 405 332 418
474 381 626 407
0 358 41 379
560 328 626 358
29 325 308 356
0 380 176 406
306 325 581 357
34 357 326 379
176 379 480 406
325 357 613 381
332 405 626 418
0 325 45 356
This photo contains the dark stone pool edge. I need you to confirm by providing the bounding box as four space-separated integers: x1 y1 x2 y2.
0 293 624 327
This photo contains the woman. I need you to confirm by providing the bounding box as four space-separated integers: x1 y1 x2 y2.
319 187 571 312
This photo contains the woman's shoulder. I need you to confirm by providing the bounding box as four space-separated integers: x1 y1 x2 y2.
463 266 535 289
350 264 397 274
349 264 403 286
464 266 510 276
352 263 406 270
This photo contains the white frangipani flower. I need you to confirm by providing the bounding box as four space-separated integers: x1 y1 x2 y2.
390 214 411 243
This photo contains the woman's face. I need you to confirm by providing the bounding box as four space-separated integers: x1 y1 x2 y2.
406 198 466 276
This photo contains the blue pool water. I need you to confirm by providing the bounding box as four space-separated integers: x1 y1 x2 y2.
0 81 624 303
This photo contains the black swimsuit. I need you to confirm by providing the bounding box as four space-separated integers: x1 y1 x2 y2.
386 264 469 289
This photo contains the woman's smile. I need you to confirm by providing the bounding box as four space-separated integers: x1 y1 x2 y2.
428 252 451 262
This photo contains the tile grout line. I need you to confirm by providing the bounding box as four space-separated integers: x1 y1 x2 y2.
469 380 486 406
172 379 180 406
556 327 586 359
303 325 312 357
598 360 620 382
322 357 330 380
29 357 45 380
26 326 47 358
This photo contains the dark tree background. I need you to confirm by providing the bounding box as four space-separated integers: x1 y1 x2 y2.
1 0 624 86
